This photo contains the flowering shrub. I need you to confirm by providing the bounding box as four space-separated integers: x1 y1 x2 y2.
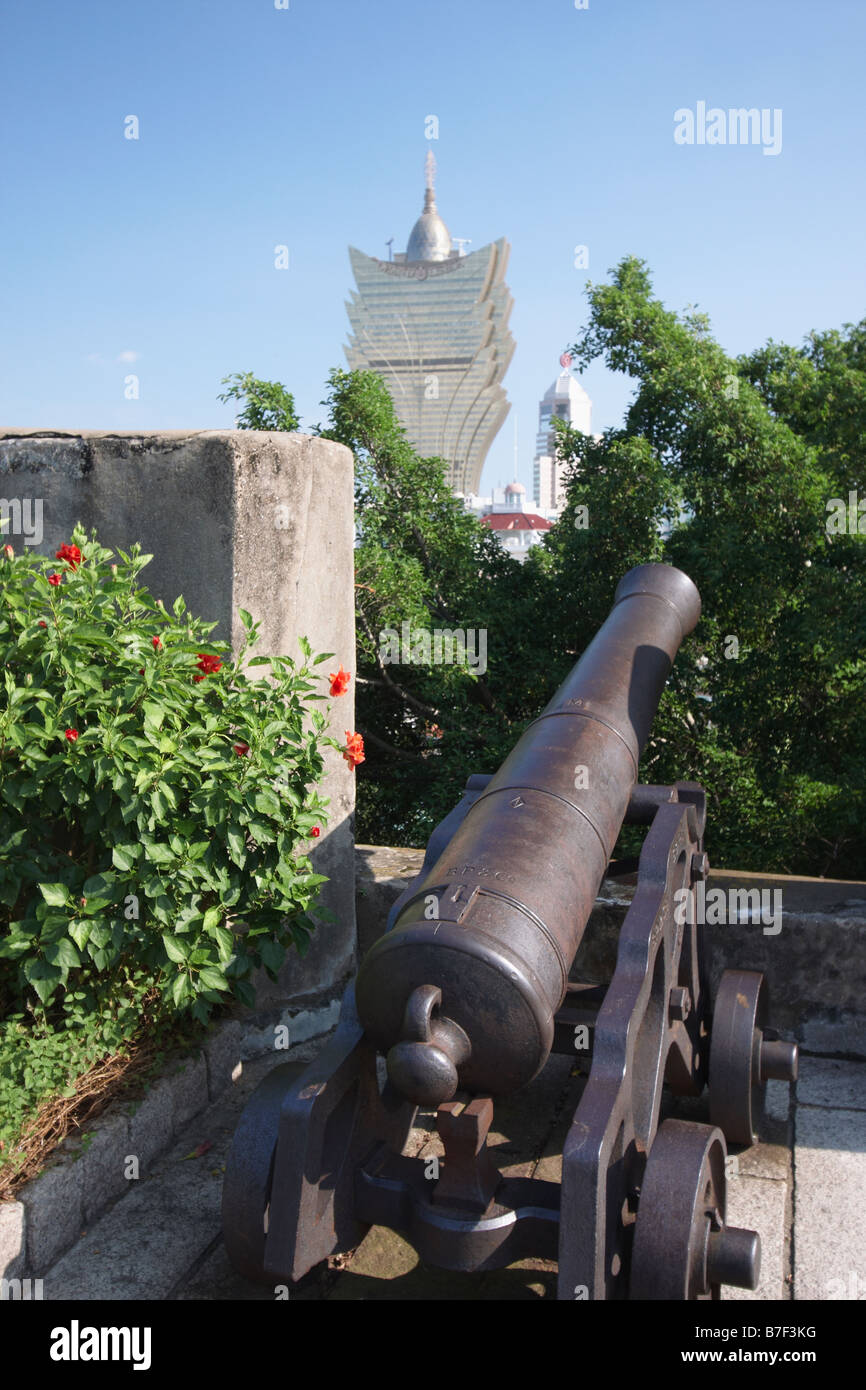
0 524 358 1038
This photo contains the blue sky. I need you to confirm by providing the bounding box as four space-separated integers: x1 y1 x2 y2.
1 0 864 497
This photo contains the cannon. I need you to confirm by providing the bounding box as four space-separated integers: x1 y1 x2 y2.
222 563 798 1299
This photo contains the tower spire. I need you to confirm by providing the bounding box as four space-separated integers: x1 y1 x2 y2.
424 149 437 210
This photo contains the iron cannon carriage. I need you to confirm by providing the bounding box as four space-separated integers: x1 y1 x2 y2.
222 563 798 1300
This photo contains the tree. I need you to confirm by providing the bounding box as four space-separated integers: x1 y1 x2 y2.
218 372 300 432
554 257 865 874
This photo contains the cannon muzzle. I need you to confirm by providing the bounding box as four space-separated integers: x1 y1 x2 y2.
355 563 701 1104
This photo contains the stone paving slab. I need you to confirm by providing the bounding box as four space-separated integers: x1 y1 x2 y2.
793 1095 866 1301
722 1175 789 1301
797 1057 866 1111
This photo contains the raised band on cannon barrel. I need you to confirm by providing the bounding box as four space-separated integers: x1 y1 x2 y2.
222 563 798 1300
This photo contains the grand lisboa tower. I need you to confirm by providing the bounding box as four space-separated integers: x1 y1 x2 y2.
344 152 514 496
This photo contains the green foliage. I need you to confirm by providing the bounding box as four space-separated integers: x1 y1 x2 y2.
218 372 301 432
738 321 866 488
559 257 865 875
0 1012 115 1179
0 526 336 1034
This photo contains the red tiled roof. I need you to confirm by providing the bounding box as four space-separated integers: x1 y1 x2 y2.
480 512 551 531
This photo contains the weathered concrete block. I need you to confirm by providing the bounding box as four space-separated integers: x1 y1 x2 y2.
203 1019 243 1101
794 1105 866 1299
238 999 341 1060
356 845 425 958
125 1079 174 1176
17 1159 84 1275
0 1202 25 1281
0 429 357 1005
80 1111 132 1225
166 1052 209 1129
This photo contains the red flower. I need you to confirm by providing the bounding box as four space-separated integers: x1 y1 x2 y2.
195 653 222 679
343 731 365 769
139 668 145 675
152 636 162 650
329 665 351 697
56 543 82 570
3 545 13 560
65 728 79 742
47 572 62 587
38 620 47 628
233 742 249 757
308 826 321 838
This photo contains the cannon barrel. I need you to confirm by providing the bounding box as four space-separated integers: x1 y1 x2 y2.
355 563 702 1105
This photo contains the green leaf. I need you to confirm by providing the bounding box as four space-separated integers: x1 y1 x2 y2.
233 979 257 1009
198 966 229 992
253 788 281 819
38 882 69 906
170 972 191 1006
202 906 222 933
88 922 111 949
258 937 285 975
83 872 117 898
112 843 140 871
70 624 115 648
142 701 166 731
246 818 275 844
69 920 90 950
23 958 63 1005
162 934 188 963
146 842 175 865
226 827 247 866
211 924 234 959
44 938 81 969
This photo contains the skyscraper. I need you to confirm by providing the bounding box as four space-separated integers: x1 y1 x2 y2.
344 153 515 495
533 370 593 516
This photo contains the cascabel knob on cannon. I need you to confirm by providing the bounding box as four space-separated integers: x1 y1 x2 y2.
355 562 702 1105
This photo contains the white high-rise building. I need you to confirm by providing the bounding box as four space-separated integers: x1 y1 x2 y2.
533 371 592 518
